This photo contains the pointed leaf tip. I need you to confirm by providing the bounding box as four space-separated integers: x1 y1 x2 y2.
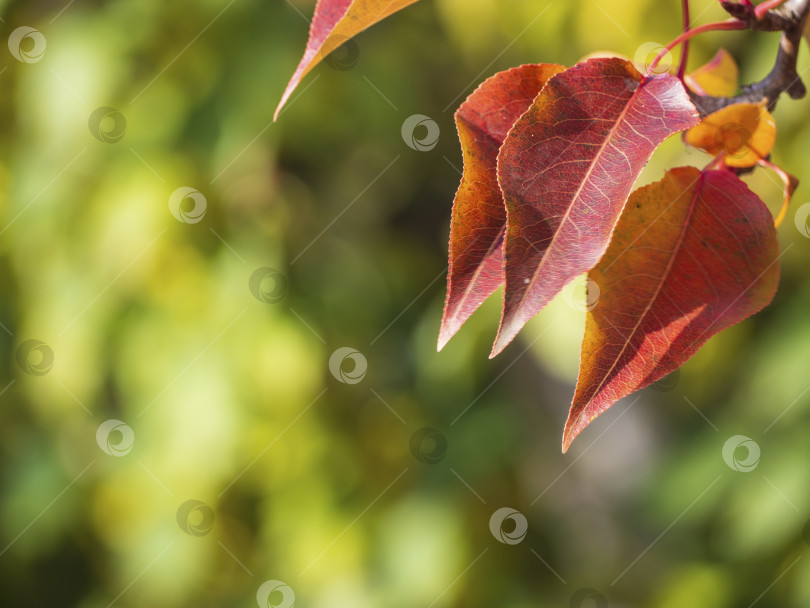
561 424 579 454
439 64 565 349
275 0 421 119
490 58 699 356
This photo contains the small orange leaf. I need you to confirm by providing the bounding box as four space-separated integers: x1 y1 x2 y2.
684 102 776 167
685 48 739 97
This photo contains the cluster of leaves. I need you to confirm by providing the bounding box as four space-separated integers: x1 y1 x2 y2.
276 0 809 451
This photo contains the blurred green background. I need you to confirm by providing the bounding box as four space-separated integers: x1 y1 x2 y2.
1 0 810 606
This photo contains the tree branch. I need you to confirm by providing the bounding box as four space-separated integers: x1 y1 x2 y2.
689 0 810 116
721 0 796 31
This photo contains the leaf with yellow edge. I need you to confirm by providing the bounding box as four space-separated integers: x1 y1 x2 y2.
274 0 421 120
684 102 776 167
439 63 565 350
564 167 780 451
685 48 739 97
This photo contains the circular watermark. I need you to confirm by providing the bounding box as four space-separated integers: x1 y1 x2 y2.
96 419 135 457
793 202 810 238
713 122 751 161
409 427 447 464
651 369 680 392
256 580 295 608
16 339 54 376
249 267 288 303
570 588 608 608
88 107 126 143
722 435 760 472
176 500 215 536
169 187 207 224
8 26 46 63
634 42 672 75
324 37 359 71
562 276 600 312
328 347 367 384
489 507 528 545
401 114 440 152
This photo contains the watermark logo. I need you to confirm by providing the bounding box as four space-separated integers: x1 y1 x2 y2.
489 507 528 545
88 107 127 143
176 500 215 536
402 114 440 151
794 202 810 238
329 347 367 384
96 419 135 457
713 122 752 161
562 276 600 312
16 339 54 376
324 36 359 71
722 435 760 472
570 588 608 608
256 580 295 608
651 369 679 392
169 187 207 224
409 427 447 464
634 42 671 75
8 27 46 63
249 267 288 303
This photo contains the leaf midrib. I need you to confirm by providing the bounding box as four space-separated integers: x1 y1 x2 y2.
506 75 646 325
582 170 704 406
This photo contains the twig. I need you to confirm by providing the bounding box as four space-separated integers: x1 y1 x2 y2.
692 0 810 116
755 0 789 21
648 19 747 75
721 0 795 30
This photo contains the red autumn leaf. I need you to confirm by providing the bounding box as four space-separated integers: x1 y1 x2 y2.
564 167 780 452
438 64 565 351
492 57 699 357
274 0 421 120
